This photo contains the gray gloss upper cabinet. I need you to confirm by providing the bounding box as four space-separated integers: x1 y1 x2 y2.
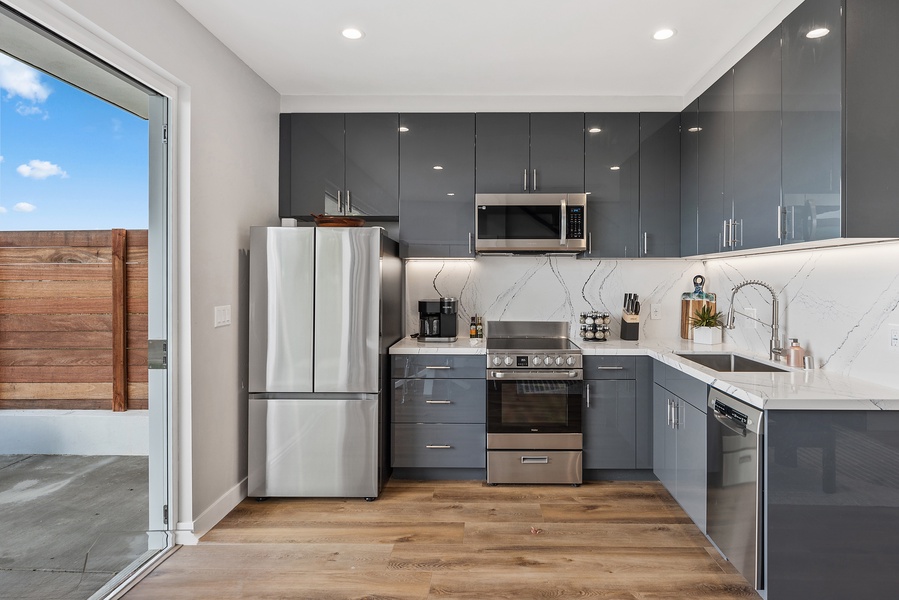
733 28 783 250
399 114 476 258
583 113 639 258
697 71 734 255
782 0 841 243
476 113 584 193
639 113 681 257
279 113 399 219
681 101 700 256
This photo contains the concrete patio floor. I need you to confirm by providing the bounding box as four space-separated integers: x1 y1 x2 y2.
0 454 149 599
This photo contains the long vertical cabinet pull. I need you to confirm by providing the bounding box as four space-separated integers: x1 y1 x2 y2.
468 232 473 255
666 398 672 427
643 232 649 256
523 169 528 192
337 190 343 213
532 169 538 191
346 190 353 214
722 220 730 249
776 206 784 241
586 383 591 409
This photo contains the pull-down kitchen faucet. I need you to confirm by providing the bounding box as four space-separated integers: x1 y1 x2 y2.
725 280 783 361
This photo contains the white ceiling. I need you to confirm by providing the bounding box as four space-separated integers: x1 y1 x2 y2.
172 0 805 112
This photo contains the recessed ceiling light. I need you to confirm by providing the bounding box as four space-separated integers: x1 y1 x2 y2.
806 27 830 39
447 193 455 196
341 28 364 40
433 165 443 170
398 126 409 133
687 126 702 133
610 166 621 171
653 28 676 41
588 127 602 133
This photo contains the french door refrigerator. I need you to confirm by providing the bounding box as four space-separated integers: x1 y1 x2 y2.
247 226 402 499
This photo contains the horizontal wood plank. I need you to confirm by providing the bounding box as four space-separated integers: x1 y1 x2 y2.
0 280 112 299
127 297 148 313
127 230 148 246
0 398 112 410
0 348 112 366
0 263 111 281
0 314 112 332
128 382 148 401
0 298 112 314
126 247 148 264
0 230 112 247
0 382 112 400
0 331 112 349
127 278 148 298
0 247 112 264
0 365 111 383
127 314 149 332
128 364 148 382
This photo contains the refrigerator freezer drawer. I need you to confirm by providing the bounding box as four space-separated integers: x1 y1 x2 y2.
248 396 378 498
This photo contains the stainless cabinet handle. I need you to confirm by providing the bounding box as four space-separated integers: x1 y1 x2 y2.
521 456 549 464
337 190 343 213
722 219 730 248
596 366 624 370
425 400 451 404
424 366 451 370
523 169 528 192
426 445 452 449
735 219 743 247
776 206 783 241
588 232 592 255
643 231 649 255
586 383 591 409
346 189 352 214
468 231 473 255
532 169 538 191
560 196 567 246
666 398 672 427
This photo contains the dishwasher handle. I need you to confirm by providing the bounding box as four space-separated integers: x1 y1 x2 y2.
713 408 748 437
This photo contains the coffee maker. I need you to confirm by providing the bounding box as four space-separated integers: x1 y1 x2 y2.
418 298 458 342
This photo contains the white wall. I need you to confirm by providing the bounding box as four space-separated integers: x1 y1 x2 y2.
17 0 280 539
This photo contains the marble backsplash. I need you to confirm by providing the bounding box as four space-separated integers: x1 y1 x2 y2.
404 240 899 391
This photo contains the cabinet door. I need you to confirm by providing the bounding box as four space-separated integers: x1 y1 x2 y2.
652 384 677 495
733 28 782 250
676 399 707 532
680 100 700 256
782 0 842 243
399 114 476 258
475 113 530 193
281 113 344 218
344 113 399 217
529 113 585 193
639 113 681 257
583 113 639 258
583 380 637 469
697 71 734 255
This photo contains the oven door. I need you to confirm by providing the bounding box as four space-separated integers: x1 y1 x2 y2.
487 370 582 434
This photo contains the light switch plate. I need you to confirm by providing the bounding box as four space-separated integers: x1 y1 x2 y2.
650 304 661 320
890 325 899 350
214 305 232 328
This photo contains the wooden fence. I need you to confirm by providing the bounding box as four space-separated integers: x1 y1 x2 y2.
0 230 148 411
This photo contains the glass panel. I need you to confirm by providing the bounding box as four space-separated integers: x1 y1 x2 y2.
477 205 561 239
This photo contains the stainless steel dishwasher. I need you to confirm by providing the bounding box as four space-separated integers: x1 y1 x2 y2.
707 388 763 590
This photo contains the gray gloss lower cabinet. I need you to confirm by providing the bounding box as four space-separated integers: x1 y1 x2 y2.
391 355 486 477
765 410 899 599
652 370 707 532
582 356 653 472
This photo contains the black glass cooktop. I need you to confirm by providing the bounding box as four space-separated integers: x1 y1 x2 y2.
486 338 579 351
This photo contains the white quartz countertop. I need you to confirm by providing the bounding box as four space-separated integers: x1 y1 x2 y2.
389 336 899 411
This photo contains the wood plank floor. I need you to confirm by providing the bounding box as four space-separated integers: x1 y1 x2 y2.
124 480 761 600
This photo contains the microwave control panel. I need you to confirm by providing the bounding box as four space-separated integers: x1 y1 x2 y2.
567 206 584 239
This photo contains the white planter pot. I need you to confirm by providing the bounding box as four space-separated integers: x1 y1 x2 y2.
693 326 722 345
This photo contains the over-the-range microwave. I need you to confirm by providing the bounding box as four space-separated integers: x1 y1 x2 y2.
475 193 587 253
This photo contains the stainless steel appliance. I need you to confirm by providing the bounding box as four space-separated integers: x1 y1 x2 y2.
247 226 402 500
417 297 458 342
486 321 583 485
707 388 763 588
475 193 587 253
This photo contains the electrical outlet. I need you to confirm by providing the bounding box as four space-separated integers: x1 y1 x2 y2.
745 307 757 329
890 325 899 350
650 304 662 320
214 305 232 328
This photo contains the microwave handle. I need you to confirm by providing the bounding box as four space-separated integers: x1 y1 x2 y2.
560 197 567 246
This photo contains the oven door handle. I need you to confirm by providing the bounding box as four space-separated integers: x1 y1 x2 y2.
488 370 582 380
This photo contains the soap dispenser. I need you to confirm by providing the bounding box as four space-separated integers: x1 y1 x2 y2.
786 338 805 367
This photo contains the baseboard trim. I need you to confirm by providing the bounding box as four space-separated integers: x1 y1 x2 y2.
175 476 247 545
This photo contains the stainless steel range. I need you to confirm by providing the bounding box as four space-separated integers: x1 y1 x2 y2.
485 321 583 485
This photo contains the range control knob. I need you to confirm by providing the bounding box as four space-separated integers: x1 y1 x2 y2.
492 355 503 367
544 356 553 366
555 356 564 366
504 356 514 366
566 356 577 366
532 355 542 366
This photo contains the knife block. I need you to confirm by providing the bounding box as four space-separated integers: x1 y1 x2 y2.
620 313 639 341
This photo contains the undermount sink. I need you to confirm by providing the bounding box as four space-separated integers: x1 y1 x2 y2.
675 352 788 373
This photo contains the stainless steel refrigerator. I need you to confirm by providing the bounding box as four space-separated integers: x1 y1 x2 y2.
247 226 402 499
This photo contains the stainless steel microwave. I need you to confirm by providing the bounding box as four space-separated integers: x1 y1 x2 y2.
475 193 587 253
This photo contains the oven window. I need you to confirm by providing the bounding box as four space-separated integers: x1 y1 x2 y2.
488 380 582 433
477 205 561 240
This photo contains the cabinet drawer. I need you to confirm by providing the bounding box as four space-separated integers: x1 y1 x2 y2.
393 379 485 423
391 355 486 379
392 424 486 468
583 356 636 379
653 360 707 413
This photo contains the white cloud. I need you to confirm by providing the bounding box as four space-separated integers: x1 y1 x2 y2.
17 160 68 180
0 155 4 163
16 102 49 119
13 202 36 212
0 206 7 214
0 54 51 102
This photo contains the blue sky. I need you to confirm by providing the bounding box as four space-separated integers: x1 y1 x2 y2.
0 52 148 231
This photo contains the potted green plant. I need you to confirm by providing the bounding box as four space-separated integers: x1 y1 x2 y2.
690 304 724 345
